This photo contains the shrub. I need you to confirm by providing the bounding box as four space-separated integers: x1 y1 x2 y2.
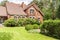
25 24 39 30
25 18 40 25
33 24 39 29
0 32 13 40
40 20 60 39
3 18 18 27
3 18 40 27
25 18 35 24
25 24 33 30
18 18 40 26
18 18 26 26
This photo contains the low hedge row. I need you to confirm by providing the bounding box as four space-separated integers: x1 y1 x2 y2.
25 24 39 30
3 18 40 27
3 18 18 27
40 20 60 39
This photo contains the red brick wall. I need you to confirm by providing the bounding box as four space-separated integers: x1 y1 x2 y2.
25 6 43 23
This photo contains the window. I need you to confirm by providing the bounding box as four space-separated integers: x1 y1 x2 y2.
18 16 25 18
38 18 40 20
38 18 40 19
18 16 21 18
29 16 35 19
14 15 17 19
30 9 34 14
38 18 40 23
22 16 25 18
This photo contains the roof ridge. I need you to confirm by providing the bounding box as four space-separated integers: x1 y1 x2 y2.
6 2 27 15
24 2 44 16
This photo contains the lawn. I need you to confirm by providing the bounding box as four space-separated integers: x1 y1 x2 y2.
0 27 57 40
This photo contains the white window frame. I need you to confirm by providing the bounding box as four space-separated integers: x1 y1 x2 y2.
30 9 34 14
29 16 35 19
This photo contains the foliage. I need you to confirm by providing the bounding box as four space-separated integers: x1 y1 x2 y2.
56 5 60 19
18 18 26 26
18 18 40 26
40 20 60 39
3 18 40 27
42 8 52 20
0 0 8 6
0 32 13 40
33 24 39 29
32 0 59 20
25 24 39 30
25 18 40 25
3 18 18 27
25 24 33 30
32 0 44 10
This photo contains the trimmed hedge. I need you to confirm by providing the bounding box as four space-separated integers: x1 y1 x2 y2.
25 24 39 30
3 18 40 27
3 18 18 27
25 24 33 30
33 24 39 29
25 18 40 25
40 20 60 39
18 18 26 26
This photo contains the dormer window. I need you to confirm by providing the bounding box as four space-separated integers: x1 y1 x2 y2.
30 9 34 14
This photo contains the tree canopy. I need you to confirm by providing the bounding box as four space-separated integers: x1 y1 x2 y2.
32 0 60 20
0 0 8 6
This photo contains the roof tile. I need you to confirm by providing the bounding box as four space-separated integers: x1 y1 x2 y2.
6 2 27 15
0 6 7 16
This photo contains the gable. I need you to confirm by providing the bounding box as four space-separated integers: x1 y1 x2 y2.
26 6 39 14
25 6 43 17
24 3 44 16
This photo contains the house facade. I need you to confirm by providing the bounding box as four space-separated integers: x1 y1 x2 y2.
0 2 43 23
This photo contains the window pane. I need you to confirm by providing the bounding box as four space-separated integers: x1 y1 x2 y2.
14 15 17 19
30 9 34 13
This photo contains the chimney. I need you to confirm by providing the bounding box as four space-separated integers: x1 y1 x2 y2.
21 2 27 9
21 2 24 8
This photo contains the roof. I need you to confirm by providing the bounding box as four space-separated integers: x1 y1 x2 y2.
0 6 7 16
24 3 44 16
6 2 27 16
20 2 27 9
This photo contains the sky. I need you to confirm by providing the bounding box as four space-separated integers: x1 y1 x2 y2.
0 0 33 5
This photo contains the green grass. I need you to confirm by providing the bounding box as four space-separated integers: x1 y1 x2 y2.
0 27 57 40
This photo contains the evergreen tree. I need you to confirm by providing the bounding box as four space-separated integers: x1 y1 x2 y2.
0 0 8 6
31 0 44 10
56 5 60 19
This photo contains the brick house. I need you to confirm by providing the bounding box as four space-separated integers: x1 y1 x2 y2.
0 2 43 23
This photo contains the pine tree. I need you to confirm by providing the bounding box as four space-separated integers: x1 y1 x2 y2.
56 5 60 19
0 0 8 6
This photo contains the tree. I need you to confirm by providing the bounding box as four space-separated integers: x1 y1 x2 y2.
0 0 8 6
32 0 44 10
49 0 57 20
42 8 52 20
32 0 54 20
56 5 60 19
31 0 60 20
